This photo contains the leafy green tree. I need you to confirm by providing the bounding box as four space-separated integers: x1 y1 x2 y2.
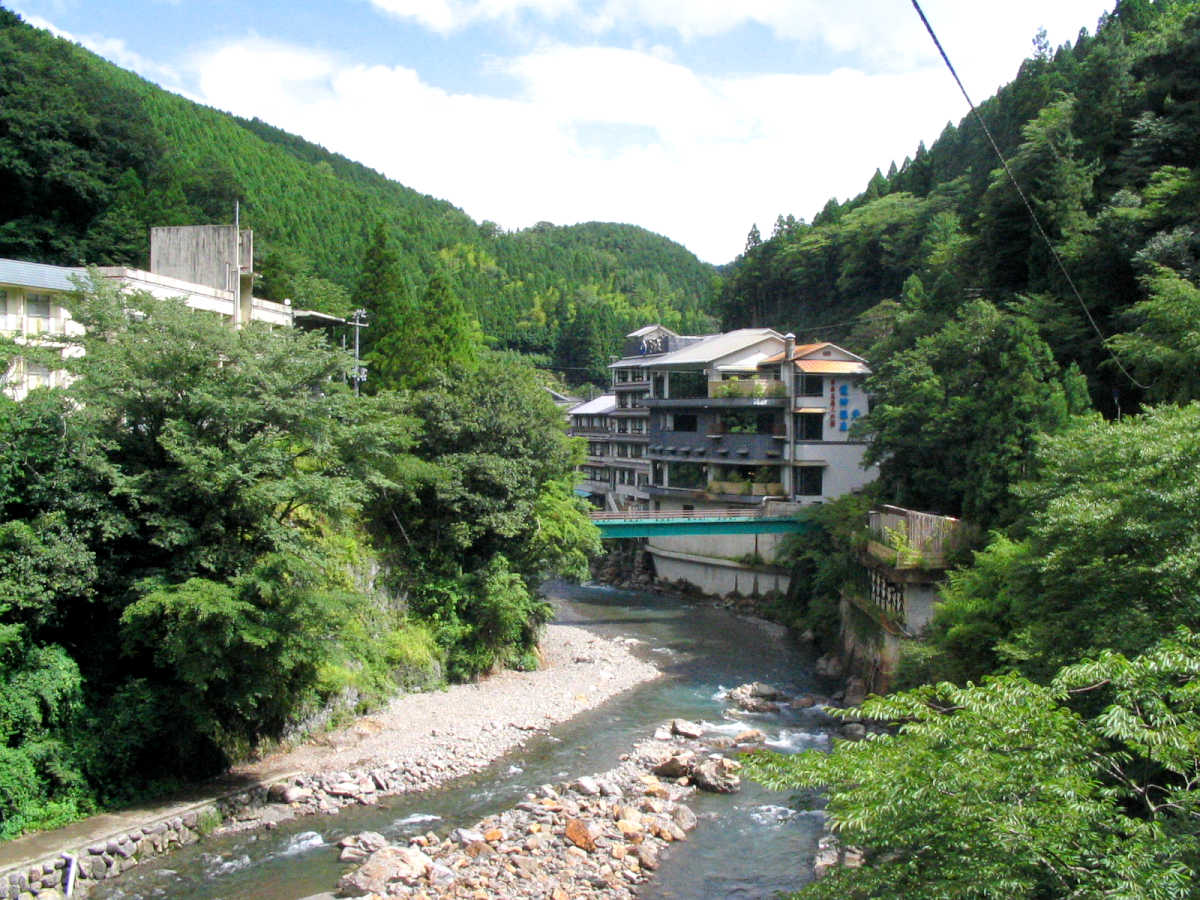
924 402 1200 682
860 300 1088 524
745 631 1200 899
1108 266 1200 402
37 277 423 781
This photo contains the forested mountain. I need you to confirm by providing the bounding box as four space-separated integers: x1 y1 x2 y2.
738 4 1200 893
0 6 716 384
718 0 1200 415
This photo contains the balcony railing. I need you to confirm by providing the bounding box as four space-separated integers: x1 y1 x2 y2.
867 505 973 569
707 378 788 400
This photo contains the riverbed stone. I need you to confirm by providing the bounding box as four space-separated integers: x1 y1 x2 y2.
841 722 867 741
564 819 596 852
693 757 741 793
669 719 703 739
651 751 696 778
338 845 432 896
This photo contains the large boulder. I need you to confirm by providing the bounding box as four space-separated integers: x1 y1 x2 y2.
652 751 696 778
337 845 432 896
843 677 868 708
670 718 704 739
693 757 741 793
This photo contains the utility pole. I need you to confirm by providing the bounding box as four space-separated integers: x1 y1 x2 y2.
351 308 368 395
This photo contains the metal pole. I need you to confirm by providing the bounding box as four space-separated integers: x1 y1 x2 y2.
353 309 361 396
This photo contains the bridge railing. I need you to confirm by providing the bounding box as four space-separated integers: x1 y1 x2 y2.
589 507 769 521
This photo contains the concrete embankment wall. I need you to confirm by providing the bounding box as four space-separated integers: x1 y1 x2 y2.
644 532 791 597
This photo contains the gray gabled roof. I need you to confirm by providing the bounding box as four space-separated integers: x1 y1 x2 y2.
569 394 617 416
0 259 86 293
646 328 783 367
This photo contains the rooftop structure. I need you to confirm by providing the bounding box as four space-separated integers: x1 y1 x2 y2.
1 226 308 400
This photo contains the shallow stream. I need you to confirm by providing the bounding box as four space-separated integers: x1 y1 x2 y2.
90 583 833 899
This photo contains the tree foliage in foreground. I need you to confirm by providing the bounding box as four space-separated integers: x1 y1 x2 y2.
858 300 1088 524
924 402 1200 683
745 630 1200 899
0 277 599 837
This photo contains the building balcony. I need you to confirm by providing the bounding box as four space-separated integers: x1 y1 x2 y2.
571 426 612 437
706 480 786 498
642 396 786 410
648 430 784 464
707 378 788 400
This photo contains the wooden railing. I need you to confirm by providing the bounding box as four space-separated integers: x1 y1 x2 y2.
867 505 970 569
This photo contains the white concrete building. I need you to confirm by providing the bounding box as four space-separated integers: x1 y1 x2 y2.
1 227 298 400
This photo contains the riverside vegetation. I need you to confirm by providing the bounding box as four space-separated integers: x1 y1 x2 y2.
0 276 601 840
731 2 1200 895
3 0 1200 895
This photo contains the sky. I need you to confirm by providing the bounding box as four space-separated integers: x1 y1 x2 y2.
11 1 1115 263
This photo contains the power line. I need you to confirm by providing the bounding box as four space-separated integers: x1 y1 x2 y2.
909 0 1148 390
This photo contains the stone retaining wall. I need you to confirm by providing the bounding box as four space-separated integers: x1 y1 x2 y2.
0 792 250 900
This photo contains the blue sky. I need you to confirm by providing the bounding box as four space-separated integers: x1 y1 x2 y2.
13 0 1114 263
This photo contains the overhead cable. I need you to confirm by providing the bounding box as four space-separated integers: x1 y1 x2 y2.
909 0 1148 389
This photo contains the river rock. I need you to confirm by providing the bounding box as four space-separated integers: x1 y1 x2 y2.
338 845 433 896
734 728 766 744
843 677 868 707
337 831 388 863
814 653 844 678
574 775 601 796
841 722 867 741
451 827 485 844
651 751 696 778
669 718 704 739
564 819 596 852
672 804 698 832
693 757 741 794
729 682 789 702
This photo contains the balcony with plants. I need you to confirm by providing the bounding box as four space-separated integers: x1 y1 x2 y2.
706 464 785 498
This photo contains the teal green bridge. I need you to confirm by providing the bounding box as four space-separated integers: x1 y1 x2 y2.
589 508 813 539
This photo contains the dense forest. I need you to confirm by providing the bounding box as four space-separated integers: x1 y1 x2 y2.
0 276 601 839
736 2 1200 895
0 5 716 387
718 0 1200 418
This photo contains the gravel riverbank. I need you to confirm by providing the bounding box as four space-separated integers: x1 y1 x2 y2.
235 624 662 798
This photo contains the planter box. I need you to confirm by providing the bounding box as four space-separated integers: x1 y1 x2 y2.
709 481 749 495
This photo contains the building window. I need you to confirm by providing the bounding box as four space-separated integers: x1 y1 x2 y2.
671 413 698 432
26 293 51 319
671 371 707 399
795 466 824 497
800 374 824 396
797 413 824 440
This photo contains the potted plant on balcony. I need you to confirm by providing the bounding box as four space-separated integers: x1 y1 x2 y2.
751 465 780 495
717 469 749 495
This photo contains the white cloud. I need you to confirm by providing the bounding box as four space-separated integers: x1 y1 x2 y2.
369 0 577 34
367 0 1112 91
187 37 970 262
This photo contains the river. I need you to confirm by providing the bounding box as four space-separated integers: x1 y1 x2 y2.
89 582 835 899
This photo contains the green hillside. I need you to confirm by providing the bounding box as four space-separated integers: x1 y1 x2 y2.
717 0 1200 415
0 6 717 382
